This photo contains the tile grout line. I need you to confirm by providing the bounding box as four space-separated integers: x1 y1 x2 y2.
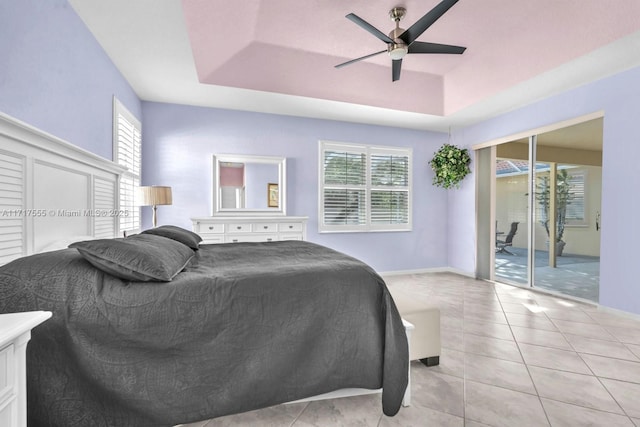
445 278 640 424
461 280 469 424
481 281 640 423
547 306 635 421
289 401 310 427
493 285 553 427
443 276 640 425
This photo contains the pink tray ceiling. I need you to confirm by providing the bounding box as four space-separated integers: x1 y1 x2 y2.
182 0 640 116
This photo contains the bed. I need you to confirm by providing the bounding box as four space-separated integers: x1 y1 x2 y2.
0 233 408 426
0 111 408 426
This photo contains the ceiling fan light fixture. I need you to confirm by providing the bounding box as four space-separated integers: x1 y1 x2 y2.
388 44 408 60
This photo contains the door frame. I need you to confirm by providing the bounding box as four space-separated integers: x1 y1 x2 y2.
473 110 604 295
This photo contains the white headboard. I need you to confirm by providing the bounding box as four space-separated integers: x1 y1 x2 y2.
0 112 126 265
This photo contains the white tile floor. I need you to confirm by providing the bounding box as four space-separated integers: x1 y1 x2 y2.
182 272 640 426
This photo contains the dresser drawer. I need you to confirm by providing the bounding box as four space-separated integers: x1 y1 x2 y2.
194 222 224 234
226 223 252 233
278 222 303 233
253 223 278 233
226 234 277 243
0 344 14 407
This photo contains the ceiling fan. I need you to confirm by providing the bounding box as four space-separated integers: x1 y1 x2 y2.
336 0 466 82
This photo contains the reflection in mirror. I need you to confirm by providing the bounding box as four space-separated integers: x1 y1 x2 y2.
219 162 244 209
213 155 286 216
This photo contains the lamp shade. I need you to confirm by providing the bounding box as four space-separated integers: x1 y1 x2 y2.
138 186 172 206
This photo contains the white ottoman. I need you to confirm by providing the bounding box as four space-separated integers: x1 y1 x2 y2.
390 290 441 366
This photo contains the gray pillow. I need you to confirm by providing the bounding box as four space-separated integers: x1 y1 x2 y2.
141 225 202 250
70 234 194 282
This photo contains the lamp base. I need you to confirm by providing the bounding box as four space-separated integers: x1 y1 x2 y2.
152 205 158 228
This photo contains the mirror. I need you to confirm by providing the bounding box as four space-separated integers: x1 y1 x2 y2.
213 154 286 216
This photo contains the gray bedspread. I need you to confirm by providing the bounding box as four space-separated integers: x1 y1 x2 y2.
0 240 408 426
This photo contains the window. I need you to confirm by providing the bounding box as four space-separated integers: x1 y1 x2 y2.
113 98 141 234
319 141 412 232
565 170 586 225
534 167 587 228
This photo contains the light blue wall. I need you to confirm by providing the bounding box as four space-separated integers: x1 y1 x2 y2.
245 163 278 209
141 102 449 272
0 0 140 159
450 65 640 315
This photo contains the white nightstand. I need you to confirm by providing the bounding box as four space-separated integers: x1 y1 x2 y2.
0 311 51 427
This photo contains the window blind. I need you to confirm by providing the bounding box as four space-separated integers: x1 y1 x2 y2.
370 153 409 225
566 172 585 223
322 150 366 226
113 99 141 233
0 152 25 264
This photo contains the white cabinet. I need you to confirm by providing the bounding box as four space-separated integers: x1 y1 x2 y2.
192 216 308 244
0 311 51 427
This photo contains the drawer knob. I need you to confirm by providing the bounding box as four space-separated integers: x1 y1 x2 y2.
237 226 242 230
267 238 273 242
289 225 293 229
232 239 238 243
263 226 268 229
209 226 214 230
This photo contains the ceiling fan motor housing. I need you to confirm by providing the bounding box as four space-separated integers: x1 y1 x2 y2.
388 7 408 59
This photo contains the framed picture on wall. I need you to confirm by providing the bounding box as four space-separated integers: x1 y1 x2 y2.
268 183 279 208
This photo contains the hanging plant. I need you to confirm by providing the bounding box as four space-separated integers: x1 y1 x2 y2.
428 143 471 189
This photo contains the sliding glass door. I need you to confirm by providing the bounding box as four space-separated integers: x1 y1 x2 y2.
481 117 602 302
494 146 530 286
531 163 601 301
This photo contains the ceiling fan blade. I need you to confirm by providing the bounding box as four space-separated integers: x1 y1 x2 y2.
346 13 394 44
392 59 402 82
408 41 466 54
335 50 386 69
400 0 460 45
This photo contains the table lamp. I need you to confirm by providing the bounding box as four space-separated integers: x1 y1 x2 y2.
138 186 172 228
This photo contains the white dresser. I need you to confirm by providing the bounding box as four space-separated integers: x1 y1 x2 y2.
192 216 308 244
0 311 51 427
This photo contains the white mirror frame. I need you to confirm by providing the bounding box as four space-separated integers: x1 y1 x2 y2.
212 154 287 216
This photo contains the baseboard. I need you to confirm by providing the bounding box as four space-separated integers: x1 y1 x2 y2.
590 302 640 322
379 267 476 278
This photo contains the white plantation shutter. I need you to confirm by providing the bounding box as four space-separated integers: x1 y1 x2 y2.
319 141 412 232
0 152 25 264
322 150 366 226
113 98 141 234
370 153 409 225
